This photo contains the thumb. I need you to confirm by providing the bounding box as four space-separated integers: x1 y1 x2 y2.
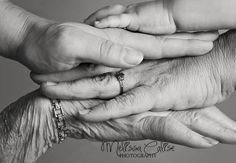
84 37 144 68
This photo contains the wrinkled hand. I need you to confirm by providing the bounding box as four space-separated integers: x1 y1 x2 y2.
84 1 176 34
3 92 236 163
18 91 236 148
35 30 236 121
65 102 236 148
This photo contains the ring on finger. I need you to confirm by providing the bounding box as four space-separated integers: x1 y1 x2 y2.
114 71 125 95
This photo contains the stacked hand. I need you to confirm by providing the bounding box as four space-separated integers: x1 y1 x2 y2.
32 30 235 122
6 0 236 150
2 1 236 163
27 2 236 148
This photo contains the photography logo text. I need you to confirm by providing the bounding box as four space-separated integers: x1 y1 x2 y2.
100 141 175 158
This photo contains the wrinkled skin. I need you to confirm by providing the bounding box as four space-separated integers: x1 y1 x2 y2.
2 91 236 163
64 99 236 146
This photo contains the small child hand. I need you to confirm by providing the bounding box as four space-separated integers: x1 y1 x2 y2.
84 1 176 34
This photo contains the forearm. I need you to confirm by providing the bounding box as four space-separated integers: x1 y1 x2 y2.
0 0 51 60
167 0 236 31
0 91 57 163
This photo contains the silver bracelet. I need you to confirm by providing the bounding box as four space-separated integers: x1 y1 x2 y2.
51 99 67 143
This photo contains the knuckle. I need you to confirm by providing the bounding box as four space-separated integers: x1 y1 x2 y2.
108 96 132 115
159 36 167 43
84 64 99 74
108 29 128 44
64 80 74 90
116 92 136 106
142 66 171 88
217 127 228 135
46 24 72 52
56 33 70 49
141 116 169 140
72 122 99 140
155 36 167 57
158 117 169 140
139 117 153 139
100 102 111 112
85 64 115 76
91 72 114 87
63 82 78 98
53 25 70 42
108 92 138 115
184 129 194 141
189 111 202 125
99 40 114 58
139 116 164 139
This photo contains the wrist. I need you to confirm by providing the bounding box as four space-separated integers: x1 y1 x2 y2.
14 16 54 60
0 91 58 163
0 1 54 61
30 92 60 144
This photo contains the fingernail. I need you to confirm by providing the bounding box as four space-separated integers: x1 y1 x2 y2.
204 137 219 145
123 51 143 66
199 41 213 53
44 82 57 86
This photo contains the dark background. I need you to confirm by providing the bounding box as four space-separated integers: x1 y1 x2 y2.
0 0 236 162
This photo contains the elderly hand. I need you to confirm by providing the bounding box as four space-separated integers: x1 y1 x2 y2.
35 29 236 121
64 101 236 148
2 91 236 162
